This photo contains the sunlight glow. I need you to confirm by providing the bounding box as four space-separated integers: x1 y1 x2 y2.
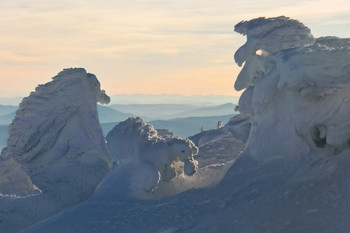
0 0 349 97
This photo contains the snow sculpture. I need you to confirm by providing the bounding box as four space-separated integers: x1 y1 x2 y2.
234 16 350 158
0 68 112 222
0 68 112 232
106 117 198 193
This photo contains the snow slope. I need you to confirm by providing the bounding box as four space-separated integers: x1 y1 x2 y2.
16 16 350 233
0 68 112 233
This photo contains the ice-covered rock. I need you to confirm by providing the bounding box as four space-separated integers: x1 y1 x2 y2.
1 68 112 194
106 117 198 196
234 16 350 159
234 16 315 91
0 68 112 232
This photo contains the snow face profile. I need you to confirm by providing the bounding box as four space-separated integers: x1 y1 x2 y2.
0 68 112 232
234 16 350 158
106 117 198 195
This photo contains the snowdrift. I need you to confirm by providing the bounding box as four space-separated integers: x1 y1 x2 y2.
0 68 112 233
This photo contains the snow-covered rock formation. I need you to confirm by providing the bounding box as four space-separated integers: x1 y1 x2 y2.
0 68 112 232
234 16 350 160
106 117 198 196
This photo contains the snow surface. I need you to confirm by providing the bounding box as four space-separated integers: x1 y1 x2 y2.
0 68 112 233
4 16 350 233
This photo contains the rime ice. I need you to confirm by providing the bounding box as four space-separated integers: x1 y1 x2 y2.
106 117 198 195
0 68 112 232
235 16 350 159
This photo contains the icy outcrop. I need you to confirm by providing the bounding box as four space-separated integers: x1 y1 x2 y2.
0 68 112 232
106 117 198 196
234 16 350 159
1 68 112 193
234 16 315 91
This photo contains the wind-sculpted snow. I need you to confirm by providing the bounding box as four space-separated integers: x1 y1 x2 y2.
2 68 110 163
235 16 350 158
234 16 315 91
0 68 112 232
106 117 199 197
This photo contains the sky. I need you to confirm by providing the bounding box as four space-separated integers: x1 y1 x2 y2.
1 0 350 98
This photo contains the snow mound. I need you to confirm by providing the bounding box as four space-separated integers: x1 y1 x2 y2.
0 68 112 232
106 117 199 197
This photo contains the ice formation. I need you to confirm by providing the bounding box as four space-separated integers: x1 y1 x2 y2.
0 68 112 232
234 16 350 159
106 117 198 195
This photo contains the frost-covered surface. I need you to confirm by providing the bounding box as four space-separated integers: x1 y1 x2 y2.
0 158 39 195
235 16 350 159
0 68 112 233
16 16 350 233
106 117 199 197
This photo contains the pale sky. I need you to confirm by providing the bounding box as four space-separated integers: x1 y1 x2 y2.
1 0 350 97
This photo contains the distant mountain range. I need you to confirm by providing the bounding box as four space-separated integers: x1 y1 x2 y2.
0 100 237 147
0 105 18 115
0 94 239 106
108 104 195 121
97 105 135 123
109 94 239 105
0 105 134 125
101 114 234 138
149 114 234 137
170 103 236 118
109 103 236 120
0 102 237 125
